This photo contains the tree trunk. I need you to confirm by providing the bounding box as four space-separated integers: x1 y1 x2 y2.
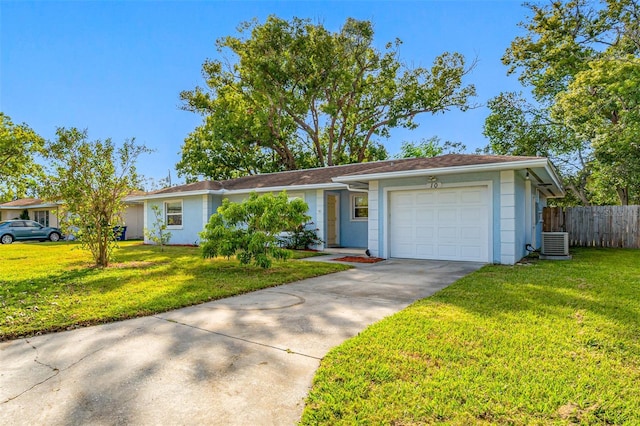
568 184 591 206
617 186 629 206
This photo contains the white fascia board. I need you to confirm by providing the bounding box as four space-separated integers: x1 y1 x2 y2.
332 159 552 183
125 182 348 201
221 182 347 195
125 189 222 201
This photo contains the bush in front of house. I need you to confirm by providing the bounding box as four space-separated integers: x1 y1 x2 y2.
278 222 323 250
200 191 310 268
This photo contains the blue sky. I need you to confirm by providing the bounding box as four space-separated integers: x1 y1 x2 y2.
1 1 528 184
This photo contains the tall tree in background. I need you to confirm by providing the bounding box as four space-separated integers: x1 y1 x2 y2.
483 92 595 205
179 16 477 181
395 136 466 159
485 0 640 205
41 128 150 267
0 113 45 202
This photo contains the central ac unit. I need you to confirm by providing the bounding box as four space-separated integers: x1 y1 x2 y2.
541 232 569 256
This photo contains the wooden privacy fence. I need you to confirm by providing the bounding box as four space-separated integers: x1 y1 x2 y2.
543 205 640 248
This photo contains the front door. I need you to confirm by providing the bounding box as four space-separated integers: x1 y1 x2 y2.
326 194 339 247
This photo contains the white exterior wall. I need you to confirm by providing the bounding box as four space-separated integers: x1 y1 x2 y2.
123 204 144 239
315 189 325 250
500 170 517 264
367 181 379 257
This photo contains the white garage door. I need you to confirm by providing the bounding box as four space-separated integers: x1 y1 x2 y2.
389 186 490 262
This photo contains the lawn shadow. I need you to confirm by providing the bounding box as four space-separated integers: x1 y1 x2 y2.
437 248 640 337
2 263 396 424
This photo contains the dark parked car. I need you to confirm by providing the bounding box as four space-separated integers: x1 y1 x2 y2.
0 220 62 244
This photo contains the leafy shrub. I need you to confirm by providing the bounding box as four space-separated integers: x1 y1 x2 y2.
200 191 310 268
279 223 323 250
144 204 172 250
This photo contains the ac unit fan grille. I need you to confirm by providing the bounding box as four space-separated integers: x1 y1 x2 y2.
541 232 569 256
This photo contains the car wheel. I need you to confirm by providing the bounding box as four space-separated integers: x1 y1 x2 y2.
49 232 61 242
1 234 14 244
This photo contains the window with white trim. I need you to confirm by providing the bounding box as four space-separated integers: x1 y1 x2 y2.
351 193 368 221
165 201 183 227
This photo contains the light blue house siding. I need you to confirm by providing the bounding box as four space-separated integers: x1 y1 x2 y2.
146 195 209 245
338 190 368 248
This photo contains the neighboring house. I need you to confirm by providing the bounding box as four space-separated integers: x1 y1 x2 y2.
128 154 564 265
0 197 145 240
0 198 61 227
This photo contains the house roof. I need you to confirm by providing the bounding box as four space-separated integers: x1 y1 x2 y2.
0 198 57 209
0 192 149 209
144 154 552 196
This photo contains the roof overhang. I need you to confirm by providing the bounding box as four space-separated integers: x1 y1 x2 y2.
125 182 350 201
332 158 565 198
0 203 59 210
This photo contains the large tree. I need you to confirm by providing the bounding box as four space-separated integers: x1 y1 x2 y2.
179 16 476 181
554 57 640 204
395 136 466 159
41 128 150 267
0 113 45 202
487 0 640 205
483 92 598 205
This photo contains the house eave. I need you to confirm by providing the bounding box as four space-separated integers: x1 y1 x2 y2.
222 182 347 195
332 159 565 196
125 189 220 201
0 203 59 210
126 182 349 201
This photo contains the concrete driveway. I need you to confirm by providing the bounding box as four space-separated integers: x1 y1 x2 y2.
0 258 482 425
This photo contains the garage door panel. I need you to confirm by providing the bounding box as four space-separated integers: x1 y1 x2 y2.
416 244 435 257
437 191 458 204
394 193 414 205
416 209 435 221
438 226 457 239
394 227 415 240
416 193 436 204
460 208 484 222
460 226 482 240
460 248 483 261
390 187 489 262
415 226 435 239
460 190 483 203
393 243 416 258
438 209 458 222
395 209 413 221
437 245 458 258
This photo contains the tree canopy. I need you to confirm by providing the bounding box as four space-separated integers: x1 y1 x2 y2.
485 0 640 205
41 128 150 267
0 113 45 202
178 16 477 181
395 136 466 159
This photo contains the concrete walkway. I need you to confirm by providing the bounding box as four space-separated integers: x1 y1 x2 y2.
0 258 482 425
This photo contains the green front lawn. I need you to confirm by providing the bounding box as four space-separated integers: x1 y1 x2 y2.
0 241 349 340
302 249 640 425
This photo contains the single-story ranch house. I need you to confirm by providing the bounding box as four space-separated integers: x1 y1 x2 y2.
129 154 564 264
